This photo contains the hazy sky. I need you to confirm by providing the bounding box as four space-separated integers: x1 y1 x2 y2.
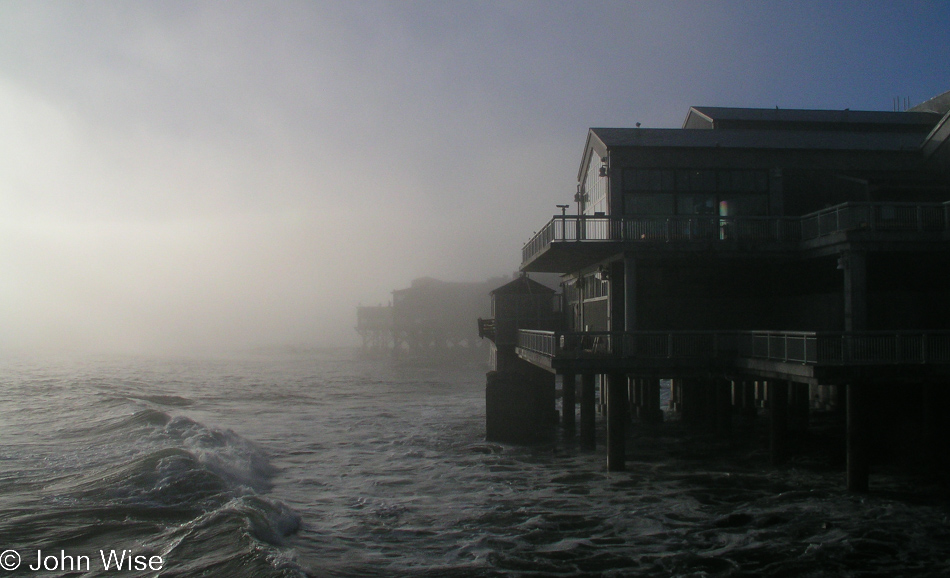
1 1 948 354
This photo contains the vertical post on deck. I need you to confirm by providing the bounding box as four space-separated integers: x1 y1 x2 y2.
770 380 789 465
607 372 627 471
847 381 870 492
580 373 596 449
561 371 576 432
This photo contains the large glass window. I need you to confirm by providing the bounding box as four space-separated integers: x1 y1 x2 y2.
625 193 674 215
623 168 769 217
677 194 717 215
719 195 769 216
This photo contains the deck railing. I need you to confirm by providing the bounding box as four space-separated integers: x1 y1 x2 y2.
517 329 950 366
800 202 950 240
523 201 950 265
517 330 735 361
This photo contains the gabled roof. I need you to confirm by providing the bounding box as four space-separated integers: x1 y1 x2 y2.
682 106 942 132
490 275 555 296
909 90 950 115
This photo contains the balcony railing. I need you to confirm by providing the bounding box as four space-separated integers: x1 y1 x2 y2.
517 330 735 361
800 202 950 239
517 329 950 366
523 201 950 265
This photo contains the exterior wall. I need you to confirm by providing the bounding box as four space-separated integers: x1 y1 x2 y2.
867 253 950 330
581 150 608 215
492 292 559 346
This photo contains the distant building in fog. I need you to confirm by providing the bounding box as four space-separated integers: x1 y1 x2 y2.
357 276 515 362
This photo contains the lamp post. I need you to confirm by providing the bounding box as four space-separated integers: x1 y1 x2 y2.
556 204 569 241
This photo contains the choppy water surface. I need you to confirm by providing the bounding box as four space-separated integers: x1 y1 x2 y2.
1 349 948 576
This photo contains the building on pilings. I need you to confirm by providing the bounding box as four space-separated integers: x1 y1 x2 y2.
358 276 509 362
356 304 394 357
485 93 950 490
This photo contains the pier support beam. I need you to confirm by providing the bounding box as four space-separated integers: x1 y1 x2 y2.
789 382 810 432
842 250 867 332
580 373 596 449
715 378 732 437
607 372 628 471
561 371 576 432
641 378 663 424
770 380 789 465
739 380 757 421
679 378 698 426
847 381 870 492
922 380 937 449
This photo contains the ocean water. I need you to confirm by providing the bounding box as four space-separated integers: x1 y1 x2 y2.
1 348 949 577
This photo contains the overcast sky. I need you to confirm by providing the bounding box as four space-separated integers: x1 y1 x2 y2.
1 1 948 354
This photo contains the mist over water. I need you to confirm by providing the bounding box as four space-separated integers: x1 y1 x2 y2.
1 349 948 576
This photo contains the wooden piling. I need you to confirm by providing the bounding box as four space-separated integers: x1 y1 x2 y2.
580 373 596 450
715 378 732 437
770 380 789 465
607 372 627 471
847 381 870 492
561 371 576 432
641 378 663 424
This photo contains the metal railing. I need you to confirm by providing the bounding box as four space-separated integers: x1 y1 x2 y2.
737 331 818 363
517 330 735 361
800 202 950 240
517 329 950 366
522 201 950 265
